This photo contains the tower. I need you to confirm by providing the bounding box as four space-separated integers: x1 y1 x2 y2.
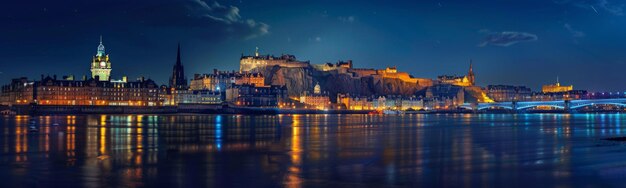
91 36 112 81
467 60 475 86
169 43 188 89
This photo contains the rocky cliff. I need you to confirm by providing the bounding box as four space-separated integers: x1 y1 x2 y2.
256 65 428 102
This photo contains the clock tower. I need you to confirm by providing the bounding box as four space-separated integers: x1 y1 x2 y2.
91 36 112 81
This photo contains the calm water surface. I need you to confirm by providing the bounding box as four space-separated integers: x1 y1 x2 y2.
1 114 626 187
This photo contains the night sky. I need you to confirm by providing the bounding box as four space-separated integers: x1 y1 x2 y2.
1 0 625 91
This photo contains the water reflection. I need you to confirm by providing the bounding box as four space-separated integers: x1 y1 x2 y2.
1 114 626 186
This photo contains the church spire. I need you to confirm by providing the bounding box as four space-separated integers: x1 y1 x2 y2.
170 43 187 89
467 59 475 86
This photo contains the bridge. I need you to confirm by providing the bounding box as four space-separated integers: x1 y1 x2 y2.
460 98 626 111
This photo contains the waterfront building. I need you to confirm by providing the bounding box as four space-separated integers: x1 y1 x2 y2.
400 97 424 110
239 47 310 72
436 61 475 87
0 77 34 105
36 76 160 106
225 84 288 107
542 77 573 93
425 84 464 109
169 43 188 90
90 36 112 81
1 36 163 107
372 96 386 110
532 90 587 101
299 83 331 109
487 85 532 102
0 75 161 106
163 89 222 105
337 94 374 110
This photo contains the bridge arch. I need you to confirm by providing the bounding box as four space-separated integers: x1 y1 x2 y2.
477 104 514 110
516 105 565 110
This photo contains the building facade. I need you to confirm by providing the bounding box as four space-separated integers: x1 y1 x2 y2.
0 77 34 105
486 85 532 102
299 83 331 109
436 61 475 87
1 75 161 106
225 84 288 107
190 70 264 91
239 48 310 72
542 78 573 93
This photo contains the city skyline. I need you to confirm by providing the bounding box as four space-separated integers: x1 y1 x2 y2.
0 36 615 92
2 0 626 91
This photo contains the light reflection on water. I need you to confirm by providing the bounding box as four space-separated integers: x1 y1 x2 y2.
1 114 626 187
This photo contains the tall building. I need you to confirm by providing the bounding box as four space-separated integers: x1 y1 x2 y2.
169 43 188 89
90 36 112 81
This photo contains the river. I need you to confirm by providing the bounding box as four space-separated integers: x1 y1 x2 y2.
0 114 625 187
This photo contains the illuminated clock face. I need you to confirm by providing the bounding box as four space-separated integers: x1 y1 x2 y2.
100 61 106 67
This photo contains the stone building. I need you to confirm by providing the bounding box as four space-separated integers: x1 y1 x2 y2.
225 84 288 107
0 77 34 105
299 83 331 109
190 70 264 91
542 77 573 93
436 61 475 87
239 47 310 72
486 85 532 102
1 75 161 106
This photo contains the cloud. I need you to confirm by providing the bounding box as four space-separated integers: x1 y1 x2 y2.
338 16 356 23
176 0 270 39
478 31 538 47
556 0 624 15
564 23 585 38
103 0 271 40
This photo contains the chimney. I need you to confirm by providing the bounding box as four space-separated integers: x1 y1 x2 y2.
53 75 57 80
